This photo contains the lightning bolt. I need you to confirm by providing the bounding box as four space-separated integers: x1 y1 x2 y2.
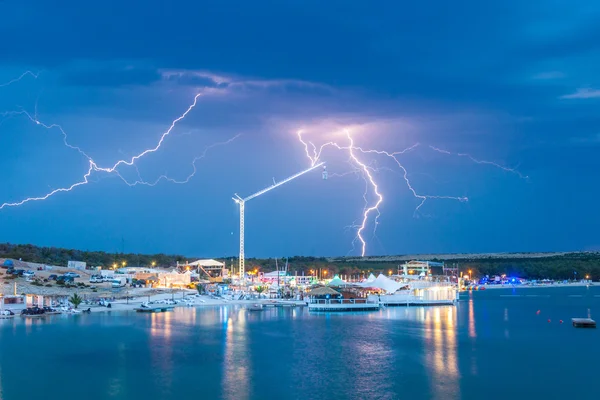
429 145 529 179
0 71 40 88
116 133 241 187
1 90 236 210
296 129 526 257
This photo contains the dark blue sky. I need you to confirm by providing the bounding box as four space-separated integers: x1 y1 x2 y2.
0 0 599 258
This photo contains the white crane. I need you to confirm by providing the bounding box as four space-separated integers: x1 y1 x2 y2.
233 162 325 283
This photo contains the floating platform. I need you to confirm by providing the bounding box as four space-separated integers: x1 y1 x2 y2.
134 305 174 313
572 318 596 328
263 302 298 308
308 299 380 312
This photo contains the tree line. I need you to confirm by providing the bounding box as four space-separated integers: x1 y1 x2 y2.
1 242 599 280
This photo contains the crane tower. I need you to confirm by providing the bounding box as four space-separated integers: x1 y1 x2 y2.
233 162 325 283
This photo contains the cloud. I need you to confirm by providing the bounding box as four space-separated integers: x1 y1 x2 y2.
560 87 600 99
569 133 600 145
60 62 162 87
159 69 335 97
532 71 565 80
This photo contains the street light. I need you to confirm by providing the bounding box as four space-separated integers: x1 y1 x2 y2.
122 261 126 267
112 263 117 269
388 270 393 276
151 261 156 267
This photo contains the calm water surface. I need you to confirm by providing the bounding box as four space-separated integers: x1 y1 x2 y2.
1 286 599 400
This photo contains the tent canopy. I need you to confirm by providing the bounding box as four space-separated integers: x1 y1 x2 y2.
327 275 347 287
358 274 402 293
187 259 224 267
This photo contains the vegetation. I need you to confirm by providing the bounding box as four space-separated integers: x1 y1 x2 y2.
0 242 187 269
69 293 83 309
1 242 600 280
254 286 266 294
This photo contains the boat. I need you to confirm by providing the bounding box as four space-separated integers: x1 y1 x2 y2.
247 304 264 311
572 318 596 328
0 310 15 319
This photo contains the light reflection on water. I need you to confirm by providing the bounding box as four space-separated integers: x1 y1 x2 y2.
424 307 459 399
223 308 249 400
149 312 174 397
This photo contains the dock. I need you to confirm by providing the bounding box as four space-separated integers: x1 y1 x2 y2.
572 318 596 328
134 305 175 313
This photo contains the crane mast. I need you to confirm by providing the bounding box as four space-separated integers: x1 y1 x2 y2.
233 162 325 283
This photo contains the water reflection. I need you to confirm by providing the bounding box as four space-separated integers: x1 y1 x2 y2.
467 298 478 375
107 342 126 397
149 312 174 397
425 307 459 399
223 308 250 400
468 298 476 338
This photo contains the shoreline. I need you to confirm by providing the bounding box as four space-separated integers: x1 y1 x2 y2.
468 282 595 290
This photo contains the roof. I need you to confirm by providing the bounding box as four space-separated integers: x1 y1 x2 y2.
306 286 341 296
187 259 224 267
404 260 445 267
264 271 287 277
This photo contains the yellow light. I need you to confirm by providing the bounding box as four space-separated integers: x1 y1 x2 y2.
122 261 126 267
323 270 327 276
151 261 156 267
388 270 392 275
586 275 590 280
112 263 117 269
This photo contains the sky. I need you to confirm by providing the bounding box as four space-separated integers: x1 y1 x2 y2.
0 0 599 258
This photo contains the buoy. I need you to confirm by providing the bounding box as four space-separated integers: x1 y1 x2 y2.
547 319 551 323
536 310 541 315
559 320 563 324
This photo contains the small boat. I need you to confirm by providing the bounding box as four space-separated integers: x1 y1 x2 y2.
572 318 596 328
247 304 264 311
0 310 15 319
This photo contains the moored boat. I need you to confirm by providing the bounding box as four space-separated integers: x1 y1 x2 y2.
247 304 264 311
